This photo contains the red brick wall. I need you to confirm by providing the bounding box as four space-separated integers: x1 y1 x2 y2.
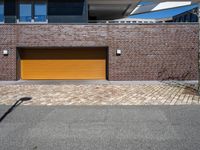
107 24 198 80
0 25 17 80
0 24 198 81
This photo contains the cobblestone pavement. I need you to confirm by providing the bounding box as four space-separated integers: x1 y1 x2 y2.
0 82 199 105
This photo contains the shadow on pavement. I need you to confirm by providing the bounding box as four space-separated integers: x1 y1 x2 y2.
0 97 32 123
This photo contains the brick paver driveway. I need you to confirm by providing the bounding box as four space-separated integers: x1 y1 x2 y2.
0 81 199 105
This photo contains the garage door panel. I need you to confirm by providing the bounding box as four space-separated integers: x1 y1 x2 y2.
20 48 107 80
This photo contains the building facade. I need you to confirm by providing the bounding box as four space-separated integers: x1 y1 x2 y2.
0 24 198 81
0 1 198 81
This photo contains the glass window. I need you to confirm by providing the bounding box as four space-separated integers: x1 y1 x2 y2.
186 14 190 22
184 15 187 22
19 1 32 22
178 17 182 22
34 1 47 22
191 14 198 22
5 0 16 16
0 0 4 22
48 0 84 16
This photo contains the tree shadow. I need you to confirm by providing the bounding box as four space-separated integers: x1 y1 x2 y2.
161 80 198 96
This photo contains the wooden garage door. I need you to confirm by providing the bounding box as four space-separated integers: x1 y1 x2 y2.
20 48 107 80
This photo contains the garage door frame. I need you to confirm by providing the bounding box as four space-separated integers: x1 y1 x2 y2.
17 47 109 80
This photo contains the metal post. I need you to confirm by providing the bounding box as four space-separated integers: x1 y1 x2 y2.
198 3 200 95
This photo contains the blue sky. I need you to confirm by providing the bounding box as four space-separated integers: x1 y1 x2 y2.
129 3 198 19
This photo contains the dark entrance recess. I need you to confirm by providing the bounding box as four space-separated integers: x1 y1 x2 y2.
48 0 84 16
4 0 16 23
48 0 88 23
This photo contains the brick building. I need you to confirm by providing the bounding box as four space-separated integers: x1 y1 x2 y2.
0 0 199 81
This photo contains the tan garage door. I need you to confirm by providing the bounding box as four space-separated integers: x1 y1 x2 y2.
20 48 107 80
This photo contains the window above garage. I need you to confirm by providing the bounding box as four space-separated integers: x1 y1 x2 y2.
17 0 87 23
18 0 47 23
1 0 88 24
34 0 47 22
19 0 32 22
0 0 4 22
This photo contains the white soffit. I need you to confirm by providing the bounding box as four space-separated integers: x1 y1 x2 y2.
152 1 192 11
131 1 192 14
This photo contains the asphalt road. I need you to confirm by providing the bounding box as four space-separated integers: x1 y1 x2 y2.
0 105 200 150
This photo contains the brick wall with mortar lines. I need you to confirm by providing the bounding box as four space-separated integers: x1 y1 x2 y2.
107 25 198 80
0 24 198 81
0 25 17 80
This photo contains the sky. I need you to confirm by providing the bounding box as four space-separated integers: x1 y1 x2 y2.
129 3 198 19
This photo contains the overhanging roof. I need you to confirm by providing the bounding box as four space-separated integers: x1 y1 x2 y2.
131 1 192 14
129 3 198 19
88 0 199 20
88 0 141 19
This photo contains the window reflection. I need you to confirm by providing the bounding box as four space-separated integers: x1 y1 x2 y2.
19 1 32 22
0 0 3 22
34 1 47 22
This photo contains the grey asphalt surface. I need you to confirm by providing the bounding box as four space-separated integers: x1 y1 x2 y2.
0 105 200 150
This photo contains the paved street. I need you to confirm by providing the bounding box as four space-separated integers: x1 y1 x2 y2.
0 81 200 149
0 105 200 150
0 81 198 105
